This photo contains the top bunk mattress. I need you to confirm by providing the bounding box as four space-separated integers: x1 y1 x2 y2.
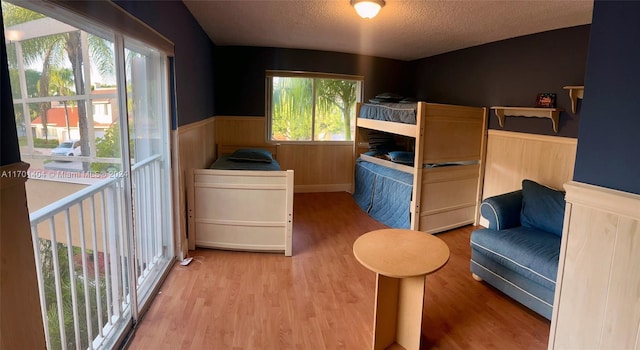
359 102 418 124
210 155 282 171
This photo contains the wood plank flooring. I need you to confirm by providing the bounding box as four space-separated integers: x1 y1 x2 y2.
128 192 549 349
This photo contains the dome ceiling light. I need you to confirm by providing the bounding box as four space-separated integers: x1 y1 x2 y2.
351 0 385 19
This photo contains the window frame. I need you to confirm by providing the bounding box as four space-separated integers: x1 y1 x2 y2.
265 70 363 143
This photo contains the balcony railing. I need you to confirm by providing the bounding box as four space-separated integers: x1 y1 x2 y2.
29 154 164 350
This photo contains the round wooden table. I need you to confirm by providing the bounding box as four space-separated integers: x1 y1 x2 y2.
353 229 450 350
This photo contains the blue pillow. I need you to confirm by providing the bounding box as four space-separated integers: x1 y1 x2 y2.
228 148 273 163
388 151 414 165
520 179 566 236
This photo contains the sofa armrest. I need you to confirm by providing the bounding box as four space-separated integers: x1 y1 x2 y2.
480 190 523 230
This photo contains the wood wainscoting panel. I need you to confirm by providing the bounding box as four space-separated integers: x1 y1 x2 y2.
483 130 576 199
600 217 640 348
549 181 640 350
214 116 266 146
177 117 216 252
278 143 354 193
212 116 354 193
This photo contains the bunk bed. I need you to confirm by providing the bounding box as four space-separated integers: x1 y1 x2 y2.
354 101 488 233
187 145 294 256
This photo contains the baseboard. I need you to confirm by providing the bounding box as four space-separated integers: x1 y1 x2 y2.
295 183 352 193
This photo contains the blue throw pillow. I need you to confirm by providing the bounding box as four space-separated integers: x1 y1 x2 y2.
520 179 566 236
228 148 273 163
387 151 414 165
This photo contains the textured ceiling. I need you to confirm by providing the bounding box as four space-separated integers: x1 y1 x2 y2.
183 0 593 61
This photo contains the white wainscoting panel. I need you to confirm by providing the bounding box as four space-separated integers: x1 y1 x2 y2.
177 117 216 253
549 181 640 349
483 130 577 199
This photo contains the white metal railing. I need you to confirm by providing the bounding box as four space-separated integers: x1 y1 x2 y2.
29 154 163 350
130 154 165 302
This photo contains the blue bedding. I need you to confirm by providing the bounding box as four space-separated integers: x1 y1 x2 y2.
353 158 413 228
359 102 417 124
210 155 282 171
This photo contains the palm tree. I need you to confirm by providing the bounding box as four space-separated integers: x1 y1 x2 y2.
271 77 313 140
49 68 74 138
316 79 357 141
4 3 61 141
271 76 357 141
3 2 114 169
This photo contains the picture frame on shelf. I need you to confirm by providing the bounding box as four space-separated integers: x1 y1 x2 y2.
536 93 557 108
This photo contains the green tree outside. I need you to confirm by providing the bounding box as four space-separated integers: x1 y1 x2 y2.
37 238 108 350
316 79 357 141
271 77 313 141
3 1 114 165
270 76 358 141
91 122 134 172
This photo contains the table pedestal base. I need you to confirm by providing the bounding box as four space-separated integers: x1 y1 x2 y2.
373 274 426 350
353 229 449 350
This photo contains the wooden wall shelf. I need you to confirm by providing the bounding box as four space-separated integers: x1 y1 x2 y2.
563 86 584 113
491 106 563 133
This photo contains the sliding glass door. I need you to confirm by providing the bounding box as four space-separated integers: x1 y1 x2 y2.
124 38 174 310
2 1 175 348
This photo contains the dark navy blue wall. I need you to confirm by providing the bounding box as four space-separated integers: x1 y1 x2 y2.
114 1 216 127
215 47 409 116
573 1 640 195
114 1 589 136
410 25 591 138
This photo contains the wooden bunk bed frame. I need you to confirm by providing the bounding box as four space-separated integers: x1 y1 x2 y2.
186 144 294 256
355 102 488 233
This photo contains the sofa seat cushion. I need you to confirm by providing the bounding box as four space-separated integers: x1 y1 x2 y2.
470 226 561 290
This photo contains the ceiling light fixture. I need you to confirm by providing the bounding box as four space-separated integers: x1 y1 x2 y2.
351 0 385 19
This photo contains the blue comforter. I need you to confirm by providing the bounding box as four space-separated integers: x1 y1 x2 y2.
359 102 417 124
353 158 413 228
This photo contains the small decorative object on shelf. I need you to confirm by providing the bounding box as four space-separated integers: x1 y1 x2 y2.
491 106 563 133
536 93 557 108
563 86 584 114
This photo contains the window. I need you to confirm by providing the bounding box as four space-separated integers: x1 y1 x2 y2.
267 71 363 141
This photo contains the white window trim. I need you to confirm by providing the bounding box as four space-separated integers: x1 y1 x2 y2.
13 0 174 55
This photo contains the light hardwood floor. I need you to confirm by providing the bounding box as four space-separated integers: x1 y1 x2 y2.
128 192 549 349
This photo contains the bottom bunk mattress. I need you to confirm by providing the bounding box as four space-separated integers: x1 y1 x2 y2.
210 155 282 171
353 158 413 228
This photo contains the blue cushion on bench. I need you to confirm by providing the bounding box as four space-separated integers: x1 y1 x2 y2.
520 180 566 236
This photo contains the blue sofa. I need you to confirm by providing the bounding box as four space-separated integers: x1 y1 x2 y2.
470 179 566 320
